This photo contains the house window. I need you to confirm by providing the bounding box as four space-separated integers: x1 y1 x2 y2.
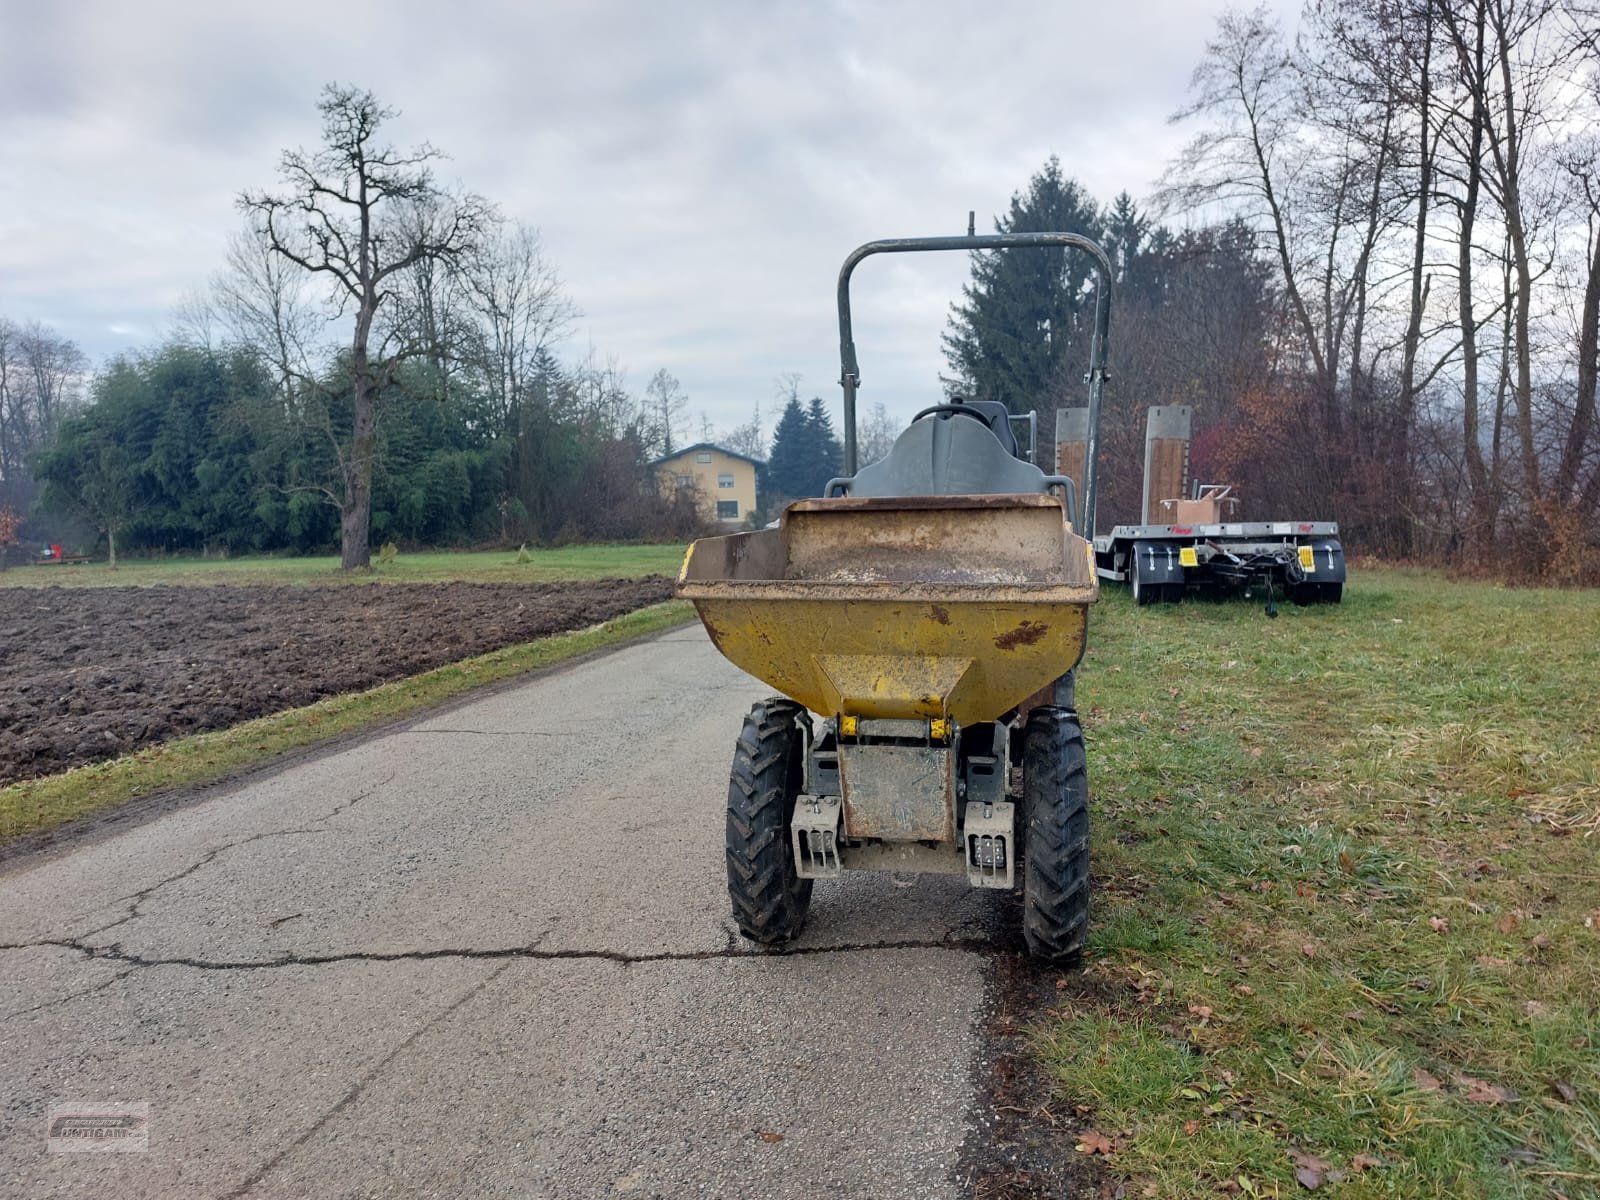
717 473 735 489
716 500 740 520
695 452 712 464
673 473 694 490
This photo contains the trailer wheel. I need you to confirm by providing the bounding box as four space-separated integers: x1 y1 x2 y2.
1022 706 1091 965
726 698 812 945
1321 582 1343 604
1130 564 1157 606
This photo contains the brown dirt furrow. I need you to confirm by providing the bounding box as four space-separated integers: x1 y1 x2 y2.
0 577 674 785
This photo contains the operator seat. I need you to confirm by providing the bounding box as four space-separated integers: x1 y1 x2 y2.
844 400 1051 498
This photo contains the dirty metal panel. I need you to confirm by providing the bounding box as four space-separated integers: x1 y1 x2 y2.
1142 405 1193 525
1055 407 1088 525
678 491 1098 723
839 743 954 842
687 596 1088 724
837 841 966 875
783 497 1071 586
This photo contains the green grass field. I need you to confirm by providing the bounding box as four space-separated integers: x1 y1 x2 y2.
1049 570 1600 1197
0 543 686 587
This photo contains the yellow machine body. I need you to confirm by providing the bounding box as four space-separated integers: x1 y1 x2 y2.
677 494 1097 724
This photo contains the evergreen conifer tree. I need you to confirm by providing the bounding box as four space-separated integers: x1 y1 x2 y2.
942 157 1102 415
803 396 842 494
766 396 813 499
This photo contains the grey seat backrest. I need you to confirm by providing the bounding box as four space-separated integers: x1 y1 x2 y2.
847 413 1052 497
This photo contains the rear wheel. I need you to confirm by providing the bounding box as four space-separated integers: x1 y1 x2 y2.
726 698 812 945
1022 707 1091 965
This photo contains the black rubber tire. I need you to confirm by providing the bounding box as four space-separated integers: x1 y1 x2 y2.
1291 583 1319 607
1162 583 1184 605
1130 563 1156 606
1321 582 1344 604
726 698 812 945
1022 707 1091 965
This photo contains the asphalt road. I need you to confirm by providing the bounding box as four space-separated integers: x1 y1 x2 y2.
0 624 1025 1199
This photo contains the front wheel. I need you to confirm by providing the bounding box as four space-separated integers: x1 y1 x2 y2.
726 698 812 945
1022 707 1091 965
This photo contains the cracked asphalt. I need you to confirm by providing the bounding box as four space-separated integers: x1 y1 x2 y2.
0 624 1019 1199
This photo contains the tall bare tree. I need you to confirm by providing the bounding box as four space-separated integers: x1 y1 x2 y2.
646 368 689 454
240 84 494 569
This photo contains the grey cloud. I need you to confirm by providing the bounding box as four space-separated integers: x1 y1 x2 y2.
2 0 1301 433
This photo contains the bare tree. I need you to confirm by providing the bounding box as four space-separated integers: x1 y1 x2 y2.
857 401 900 466
0 317 87 509
646 368 689 454
240 84 494 569
462 223 575 429
721 401 767 460
213 223 324 406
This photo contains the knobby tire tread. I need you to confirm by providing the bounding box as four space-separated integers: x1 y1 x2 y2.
726 698 812 944
1022 706 1091 965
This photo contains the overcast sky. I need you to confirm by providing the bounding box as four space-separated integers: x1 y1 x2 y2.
0 0 1299 441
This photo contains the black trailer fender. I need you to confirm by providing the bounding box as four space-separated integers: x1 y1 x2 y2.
1129 540 1185 605
1297 538 1346 584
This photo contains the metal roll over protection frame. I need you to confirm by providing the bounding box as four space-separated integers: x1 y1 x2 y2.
836 231 1114 536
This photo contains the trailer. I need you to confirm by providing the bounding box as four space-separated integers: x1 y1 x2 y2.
1056 405 1346 608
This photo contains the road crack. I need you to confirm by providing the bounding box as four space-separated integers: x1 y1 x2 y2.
0 935 996 974
56 774 397 942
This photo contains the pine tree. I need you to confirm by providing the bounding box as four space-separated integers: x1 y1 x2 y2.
804 396 842 494
767 396 812 499
942 157 1102 415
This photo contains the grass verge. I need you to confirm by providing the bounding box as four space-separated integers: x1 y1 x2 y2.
1042 569 1600 1198
0 543 687 588
0 600 694 845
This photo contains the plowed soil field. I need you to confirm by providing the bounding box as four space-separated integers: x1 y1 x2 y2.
0 578 674 785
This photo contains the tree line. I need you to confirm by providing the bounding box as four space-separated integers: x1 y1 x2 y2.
12 14 1600 583
939 0 1600 583
1160 0 1600 579
10 87 718 566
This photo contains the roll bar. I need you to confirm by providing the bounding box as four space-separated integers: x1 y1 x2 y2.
836 231 1113 535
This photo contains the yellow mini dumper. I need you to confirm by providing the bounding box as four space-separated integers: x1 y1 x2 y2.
679 231 1113 963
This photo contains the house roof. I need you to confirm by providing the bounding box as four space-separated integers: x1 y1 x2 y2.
649 442 766 468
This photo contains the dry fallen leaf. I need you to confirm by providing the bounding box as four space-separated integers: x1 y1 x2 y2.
1295 882 1317 898
1350 1153 1382 1172
1413 1068 1443 1093
1234 984 1255 996
1188 1004 1214 1024
1531 933 1553 950
1550 1079 1578 1104
1301 943 1318 959
1523 1000 1550 1018
1183 1119 1202 1136
1456 1073 1516 1105
1496 913 1520 934
1075 1130 1115 1157
1429 916 1450 933
1290 1149 1330 1190
756 1130 784 1144
1337 851 1355 875
1476 954 1511 968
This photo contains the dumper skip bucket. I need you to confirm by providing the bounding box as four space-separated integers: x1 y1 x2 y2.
678 494 1098 725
